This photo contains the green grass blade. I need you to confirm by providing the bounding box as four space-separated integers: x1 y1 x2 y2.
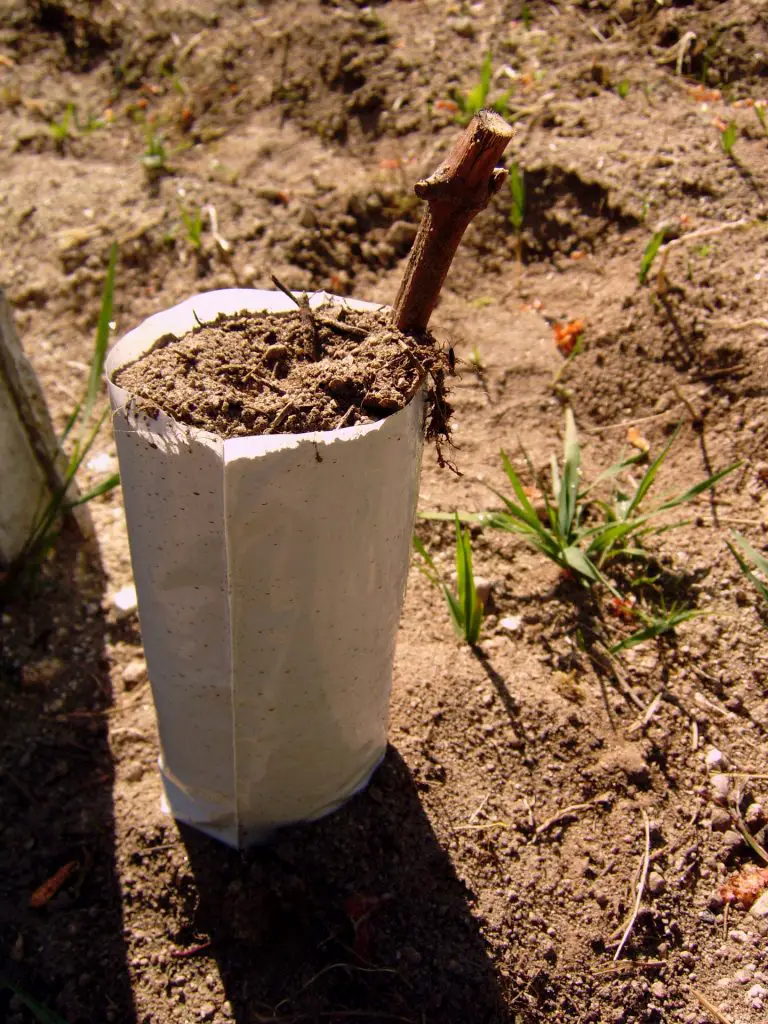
0 975 72 1024
626 423 682 515
583 515 649 550
444 586 465 636
419 510 487 524
731 533 768 576
455 513 482 645
59 401 82 444
585 450 647 492
499 452 550 534
476 51 493 105
728 534 768 604
83 242 117 425
550 452 561 510
487 487 562 558
639 228 666 285
412 534 441 587
610 608 705 653
558 408 581 540
562 545 601 584
66 472 121 508
655 461 740 512
509 162 525 230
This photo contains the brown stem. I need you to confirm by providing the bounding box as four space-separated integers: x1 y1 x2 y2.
392 109 514 333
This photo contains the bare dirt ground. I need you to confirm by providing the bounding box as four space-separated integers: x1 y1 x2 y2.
1 1 768 1022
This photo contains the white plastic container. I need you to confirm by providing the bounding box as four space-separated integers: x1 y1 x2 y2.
106 289 425 848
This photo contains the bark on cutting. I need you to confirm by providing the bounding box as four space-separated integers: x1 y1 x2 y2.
392 109 514 333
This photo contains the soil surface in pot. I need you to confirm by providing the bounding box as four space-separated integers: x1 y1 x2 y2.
115 303 451 441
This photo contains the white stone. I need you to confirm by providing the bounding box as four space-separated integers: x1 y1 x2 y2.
745 983 766 1009
745 802 765 828
499 615 523 634
750 891 768 920
121 658 146 690
710 773 731 805
705 748 730 771
111 584 137 616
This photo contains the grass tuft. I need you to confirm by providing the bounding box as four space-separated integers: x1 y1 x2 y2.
414 515 484 646
453 52 512 126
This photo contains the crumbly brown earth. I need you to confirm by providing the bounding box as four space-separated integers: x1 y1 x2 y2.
115 305 445 438
1 2 768 1024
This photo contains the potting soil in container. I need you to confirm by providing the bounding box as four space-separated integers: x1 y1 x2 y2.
115 300 450 441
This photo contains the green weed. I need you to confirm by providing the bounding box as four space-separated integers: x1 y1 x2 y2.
521 4 532 30
720 120 738 156
753 101 767 137
639 227 666 285
49 104 105 148
5 245 121 592
728 532 768 606
180 204 204 251
141 128 169 173
49 103 75 147
424 409 739 596
508 161 525 259
453 52 512 126
414 515 484 646
616 79 630 100
609 599 705 653
468 345 485 372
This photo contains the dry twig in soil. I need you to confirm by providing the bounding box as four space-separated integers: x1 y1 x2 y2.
613 808 651 961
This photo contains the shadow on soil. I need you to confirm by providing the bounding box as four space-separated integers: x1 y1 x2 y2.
181 747 508 1024
0 529 135 1023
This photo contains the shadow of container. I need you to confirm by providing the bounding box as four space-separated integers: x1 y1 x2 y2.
0 530 135 1024
181 747 508 1024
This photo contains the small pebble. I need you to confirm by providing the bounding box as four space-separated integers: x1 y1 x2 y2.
729 929 749 943
750 891 768 920
473 576 493 608
734 965 756 984
710 807 732 831
650 981 667 999
121 658 146 690
710 773 731 805
721 830 743 855
110 584 138 617
450 15 476 38
745 983 766 1009
199 1005 216 1022
499 615 523 634
648 871 666 896
705 748 729 771
124 762 144 783
745 802 765 829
